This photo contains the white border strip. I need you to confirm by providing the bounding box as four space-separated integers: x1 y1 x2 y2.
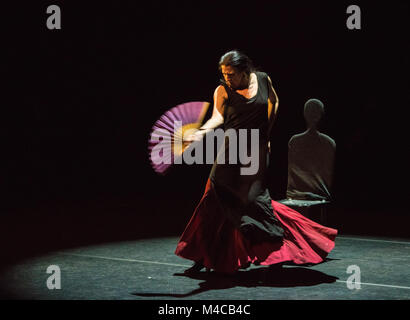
57 252 189 268
337 236 410 245
336 280 410 290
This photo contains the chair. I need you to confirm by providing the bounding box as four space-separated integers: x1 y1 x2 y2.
278 99 336 224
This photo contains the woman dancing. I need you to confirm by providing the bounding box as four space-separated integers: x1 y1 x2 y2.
175 50 337 274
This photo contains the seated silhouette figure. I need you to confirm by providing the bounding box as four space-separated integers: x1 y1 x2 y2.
279 99 336 223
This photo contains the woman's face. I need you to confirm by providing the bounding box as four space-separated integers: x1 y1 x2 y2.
221 65 244 89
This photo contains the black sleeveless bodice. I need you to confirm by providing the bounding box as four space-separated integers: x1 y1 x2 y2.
209 71 284 245
223 71 270 136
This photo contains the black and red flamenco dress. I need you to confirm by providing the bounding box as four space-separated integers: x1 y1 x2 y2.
175 72 337 273
175 178 338 274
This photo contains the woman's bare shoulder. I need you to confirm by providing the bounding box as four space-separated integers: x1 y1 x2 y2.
214 84 228 98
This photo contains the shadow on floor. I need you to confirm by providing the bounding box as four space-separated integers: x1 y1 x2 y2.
132 264 339 298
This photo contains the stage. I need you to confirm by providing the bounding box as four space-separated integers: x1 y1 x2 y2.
1 234 409 300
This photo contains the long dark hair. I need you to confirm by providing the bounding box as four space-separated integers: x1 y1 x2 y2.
218 50 255 80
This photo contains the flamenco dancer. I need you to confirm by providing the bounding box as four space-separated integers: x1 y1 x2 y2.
175 50 338 274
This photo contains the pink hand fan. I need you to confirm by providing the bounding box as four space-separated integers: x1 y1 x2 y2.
148 101 210 175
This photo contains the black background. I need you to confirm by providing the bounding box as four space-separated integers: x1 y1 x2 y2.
2 1 409 265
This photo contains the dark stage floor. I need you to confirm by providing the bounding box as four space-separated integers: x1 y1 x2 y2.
1 234 410 300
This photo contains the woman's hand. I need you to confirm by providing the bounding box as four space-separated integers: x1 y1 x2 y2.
183 130 201 143
182 129 203 152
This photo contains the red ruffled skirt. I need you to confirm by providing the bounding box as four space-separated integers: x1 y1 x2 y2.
175 179 338 274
